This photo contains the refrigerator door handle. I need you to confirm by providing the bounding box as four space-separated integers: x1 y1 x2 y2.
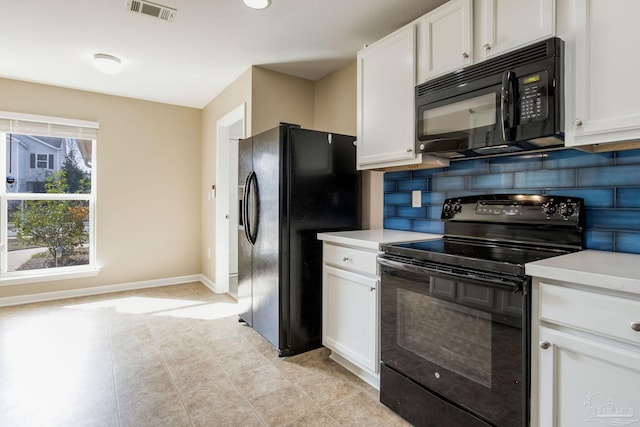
242 173 251 244
244 171 259 245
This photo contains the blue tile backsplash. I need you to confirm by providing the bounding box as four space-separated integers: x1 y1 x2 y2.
383 148 640 254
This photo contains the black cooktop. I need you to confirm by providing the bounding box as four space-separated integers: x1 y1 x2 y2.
382 238 574 277
381 194 584 277
381 194 585 278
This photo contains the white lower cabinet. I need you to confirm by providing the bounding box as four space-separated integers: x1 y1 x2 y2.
533 279 640 426
320 241 381 388
538 326 640 426
323 266 378 374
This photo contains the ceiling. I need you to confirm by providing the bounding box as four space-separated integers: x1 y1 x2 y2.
0 0 447 108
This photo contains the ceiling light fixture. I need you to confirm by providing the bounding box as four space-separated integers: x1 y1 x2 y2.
243 0 270 10
93 53 123 75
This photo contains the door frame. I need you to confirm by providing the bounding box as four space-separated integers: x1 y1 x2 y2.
215 104 245 294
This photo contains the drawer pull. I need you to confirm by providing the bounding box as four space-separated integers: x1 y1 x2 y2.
370 286 376 292
539 341 551 350
342 257 351 262
632 322 640 332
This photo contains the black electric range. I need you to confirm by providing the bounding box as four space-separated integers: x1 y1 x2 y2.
378 194 585 427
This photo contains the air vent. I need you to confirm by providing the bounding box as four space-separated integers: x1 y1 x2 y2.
126 0 176 22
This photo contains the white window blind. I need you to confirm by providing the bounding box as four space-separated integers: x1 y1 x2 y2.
0 111 99 140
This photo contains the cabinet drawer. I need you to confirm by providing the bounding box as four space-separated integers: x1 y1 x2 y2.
324 244 378 275
540 282 640 346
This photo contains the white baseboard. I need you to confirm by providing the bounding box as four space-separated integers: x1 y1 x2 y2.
199 274 222 294
0 274 218 308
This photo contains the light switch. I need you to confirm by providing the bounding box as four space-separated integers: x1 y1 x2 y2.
412 190 421 208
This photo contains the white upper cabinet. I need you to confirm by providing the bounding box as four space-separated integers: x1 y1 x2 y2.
564 0 640 149
417 0 473 83
416 0 557 84
356 25 420 169
475 0 556 61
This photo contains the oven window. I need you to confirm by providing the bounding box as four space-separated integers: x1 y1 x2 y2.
397 289 492 387
422 93 496 135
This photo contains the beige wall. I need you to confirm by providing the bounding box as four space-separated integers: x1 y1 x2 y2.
0 78 202 299
251 67 315 134
312 62 384 229
313 62 357 135
200 68 252 282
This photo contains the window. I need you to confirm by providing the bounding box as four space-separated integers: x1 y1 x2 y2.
0 112 98 282
31 153 54 169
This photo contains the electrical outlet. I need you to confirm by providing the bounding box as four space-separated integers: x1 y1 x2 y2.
412 190 421 208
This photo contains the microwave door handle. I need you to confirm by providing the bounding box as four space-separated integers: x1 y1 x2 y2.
501 70 517 141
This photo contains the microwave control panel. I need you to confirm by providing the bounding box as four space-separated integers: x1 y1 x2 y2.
519 71 548 123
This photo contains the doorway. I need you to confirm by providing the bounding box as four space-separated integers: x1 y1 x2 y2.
215 104 245 297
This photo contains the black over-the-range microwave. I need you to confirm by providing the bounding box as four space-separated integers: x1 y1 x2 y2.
416 37 564 158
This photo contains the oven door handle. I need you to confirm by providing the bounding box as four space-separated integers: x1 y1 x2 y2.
377 257 524 293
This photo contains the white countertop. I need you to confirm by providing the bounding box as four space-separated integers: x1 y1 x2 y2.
317 229 441 250
526 250 640 295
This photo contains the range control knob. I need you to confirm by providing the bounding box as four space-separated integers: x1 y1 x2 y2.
453 201 462 214
559 203 575 220
442 202 454 218
542 202 556 217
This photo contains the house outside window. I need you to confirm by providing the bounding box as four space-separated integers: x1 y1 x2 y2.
0 112 98 283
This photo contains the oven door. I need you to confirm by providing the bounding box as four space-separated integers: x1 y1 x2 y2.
379 257 529 427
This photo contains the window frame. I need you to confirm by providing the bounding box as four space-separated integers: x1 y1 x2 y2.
0 112 99 285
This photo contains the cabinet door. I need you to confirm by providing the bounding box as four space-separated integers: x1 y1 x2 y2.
323 266 378 372
567 0 640 147
477 0 555 61
356 25 418 169
539 327 640 427
417 0 472 83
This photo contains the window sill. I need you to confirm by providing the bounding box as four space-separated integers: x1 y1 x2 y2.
0 266 100 286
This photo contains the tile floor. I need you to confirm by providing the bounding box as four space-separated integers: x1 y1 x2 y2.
0 282 411 427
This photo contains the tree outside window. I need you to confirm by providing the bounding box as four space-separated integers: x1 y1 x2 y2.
12 154 90 268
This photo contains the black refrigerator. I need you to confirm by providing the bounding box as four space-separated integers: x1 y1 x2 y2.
238 123 361 357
